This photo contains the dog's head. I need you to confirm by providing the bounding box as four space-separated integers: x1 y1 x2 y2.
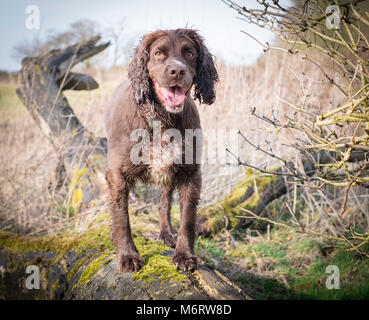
128 28 218 113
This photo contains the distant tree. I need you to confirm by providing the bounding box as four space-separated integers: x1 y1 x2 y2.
105 18 127 66
11 38 45 62
12 19 102 68
105 18 137 66
46 20 100 48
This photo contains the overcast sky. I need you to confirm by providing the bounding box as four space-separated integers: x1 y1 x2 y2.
0 0 278 71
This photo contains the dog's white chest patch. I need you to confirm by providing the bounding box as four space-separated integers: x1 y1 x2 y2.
149 139 182 185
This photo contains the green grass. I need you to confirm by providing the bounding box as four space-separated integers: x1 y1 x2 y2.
291 250 369 299
196 236 225 260
195 227 369 300
0 85 26 122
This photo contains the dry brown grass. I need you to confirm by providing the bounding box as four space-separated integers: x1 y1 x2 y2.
199 50 347 203
1 49 367 234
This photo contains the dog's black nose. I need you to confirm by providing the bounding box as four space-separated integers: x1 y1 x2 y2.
167 65 186 79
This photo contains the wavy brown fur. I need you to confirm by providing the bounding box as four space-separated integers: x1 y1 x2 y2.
105 28 218 272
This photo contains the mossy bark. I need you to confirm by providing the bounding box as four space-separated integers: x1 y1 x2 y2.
0 228 250 300
196 170 276 236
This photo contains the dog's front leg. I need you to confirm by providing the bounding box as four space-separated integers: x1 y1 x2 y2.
173 169 201 272
105 168 144 272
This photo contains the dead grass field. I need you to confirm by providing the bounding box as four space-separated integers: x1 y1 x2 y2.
0 48 364 233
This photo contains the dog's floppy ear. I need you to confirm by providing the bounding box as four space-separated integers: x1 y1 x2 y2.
128 36 152 106
128 31 165 106
186 30 219 105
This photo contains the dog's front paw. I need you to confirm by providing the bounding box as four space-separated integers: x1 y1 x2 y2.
117 253 144 272
172 252 198 272
158 231 177 248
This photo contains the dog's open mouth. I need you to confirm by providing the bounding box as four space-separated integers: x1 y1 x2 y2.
153 81 189 110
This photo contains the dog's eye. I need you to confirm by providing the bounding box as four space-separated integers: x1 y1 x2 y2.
185 50 193 58
155 51 162 56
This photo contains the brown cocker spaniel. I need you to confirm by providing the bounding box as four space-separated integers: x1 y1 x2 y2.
104 28 218 272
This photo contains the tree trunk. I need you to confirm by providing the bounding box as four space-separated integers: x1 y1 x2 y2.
16 36 110 204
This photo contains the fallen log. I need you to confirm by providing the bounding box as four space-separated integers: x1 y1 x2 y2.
0 213 250 300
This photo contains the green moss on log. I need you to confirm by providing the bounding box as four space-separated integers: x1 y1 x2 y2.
0 212 187 289
67 256 90 283
198 170 276 234
132 236 187 283
76 251 114 287
132 255 187 284
0 231 77 255
0 221 114 258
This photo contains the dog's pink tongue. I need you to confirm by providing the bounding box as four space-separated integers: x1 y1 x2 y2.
162 86 187 108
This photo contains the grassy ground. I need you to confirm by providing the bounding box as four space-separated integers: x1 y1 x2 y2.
195 226 369 299
74 202 369 300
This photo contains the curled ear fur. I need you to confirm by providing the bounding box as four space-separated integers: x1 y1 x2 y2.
182 29 219 105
